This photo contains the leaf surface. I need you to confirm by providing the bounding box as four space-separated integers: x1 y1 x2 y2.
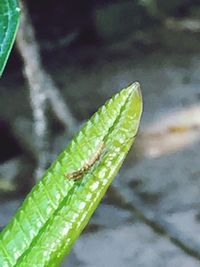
0 0 20 75
0 82 143 266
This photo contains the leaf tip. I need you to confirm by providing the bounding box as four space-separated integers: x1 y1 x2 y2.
128 81 141 94
127 81 143 111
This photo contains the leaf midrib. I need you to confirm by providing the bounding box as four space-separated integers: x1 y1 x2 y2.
14 88 135 266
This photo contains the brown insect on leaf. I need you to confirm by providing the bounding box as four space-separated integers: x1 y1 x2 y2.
65 142 104 180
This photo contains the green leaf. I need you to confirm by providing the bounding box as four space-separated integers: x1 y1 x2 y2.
0 82 143 267
0 0 20 76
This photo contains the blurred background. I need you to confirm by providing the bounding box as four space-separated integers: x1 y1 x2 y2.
1 0 200 266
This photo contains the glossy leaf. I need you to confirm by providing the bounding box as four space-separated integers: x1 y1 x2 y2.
0 82 143 266
0 0 20 76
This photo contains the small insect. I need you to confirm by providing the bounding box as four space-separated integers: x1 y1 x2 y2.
65 142 104 180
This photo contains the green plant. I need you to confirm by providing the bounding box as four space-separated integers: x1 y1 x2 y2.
0 0 20 76
0 1 143 266
0 82 142 266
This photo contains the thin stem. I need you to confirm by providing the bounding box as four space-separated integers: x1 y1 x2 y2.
16 1 78 179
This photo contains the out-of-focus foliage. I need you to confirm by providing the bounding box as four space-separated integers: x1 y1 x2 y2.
0 0 20 76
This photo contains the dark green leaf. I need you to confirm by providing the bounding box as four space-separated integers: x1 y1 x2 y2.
0 0 20 76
